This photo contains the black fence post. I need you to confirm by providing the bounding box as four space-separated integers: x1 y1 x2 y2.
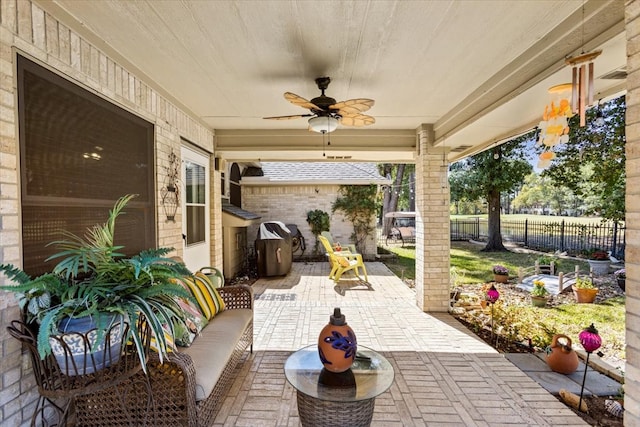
560 220 565 252
524 219 528 247
612 221 618 258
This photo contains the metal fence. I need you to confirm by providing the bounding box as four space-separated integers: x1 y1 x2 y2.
379 218 626 260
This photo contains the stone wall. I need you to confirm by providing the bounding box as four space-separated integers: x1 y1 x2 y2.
0 1 215 424
625 0 640 423
242 184 377 259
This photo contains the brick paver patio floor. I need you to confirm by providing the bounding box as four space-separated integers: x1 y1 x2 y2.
214 262 587 426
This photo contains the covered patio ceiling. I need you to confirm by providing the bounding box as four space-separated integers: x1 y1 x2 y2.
39 0 626 163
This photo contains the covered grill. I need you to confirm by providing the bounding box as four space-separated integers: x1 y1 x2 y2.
255 222 292 277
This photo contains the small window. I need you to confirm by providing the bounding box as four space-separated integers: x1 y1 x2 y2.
184 161 206 245
230 163 241 207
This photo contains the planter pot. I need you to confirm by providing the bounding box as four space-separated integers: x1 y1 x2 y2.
531 295 548 308
493 274 508 283
49 313 125 376
587 259 611 275
572 286 599 304
617 277 626 291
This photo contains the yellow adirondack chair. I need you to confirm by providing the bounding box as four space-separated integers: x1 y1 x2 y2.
318 235 368 283
320 231 357 253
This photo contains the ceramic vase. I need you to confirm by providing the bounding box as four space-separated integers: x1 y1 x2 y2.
318 308 357 373
546 334 579 374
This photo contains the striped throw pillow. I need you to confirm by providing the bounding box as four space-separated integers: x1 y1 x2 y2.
182 273 225 320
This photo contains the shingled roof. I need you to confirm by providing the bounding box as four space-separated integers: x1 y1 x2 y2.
241 162 390 185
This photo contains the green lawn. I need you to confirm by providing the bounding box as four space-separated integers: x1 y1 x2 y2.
382 241 588 284
452 213 620 226
380 241 625 362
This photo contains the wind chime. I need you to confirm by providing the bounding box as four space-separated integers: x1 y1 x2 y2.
536 49 602 169
537 0 603 169
566 49 602 127
536 84 573 169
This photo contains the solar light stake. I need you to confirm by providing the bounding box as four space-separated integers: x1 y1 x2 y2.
578 323 602 412
486 285 500 346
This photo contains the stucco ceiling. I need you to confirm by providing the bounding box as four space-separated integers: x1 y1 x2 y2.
39 0 626 162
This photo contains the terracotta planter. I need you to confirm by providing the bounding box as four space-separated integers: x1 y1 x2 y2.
572 286 599 303
531 296 547 308
493 274 508 283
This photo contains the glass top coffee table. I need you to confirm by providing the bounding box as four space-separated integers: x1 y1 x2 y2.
284 344 394 427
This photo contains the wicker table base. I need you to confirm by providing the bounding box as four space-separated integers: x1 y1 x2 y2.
296 390 375 427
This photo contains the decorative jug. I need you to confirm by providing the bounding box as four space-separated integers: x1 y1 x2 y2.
318 308 357 373
546 334 579 374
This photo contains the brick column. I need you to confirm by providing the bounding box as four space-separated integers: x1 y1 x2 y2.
625 1 640 423
415 124 450 312
211 164 224 269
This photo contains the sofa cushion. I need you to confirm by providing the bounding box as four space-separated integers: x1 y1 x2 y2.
182 274 226 320
179 308 252 401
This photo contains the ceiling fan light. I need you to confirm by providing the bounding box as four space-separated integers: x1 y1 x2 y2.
308 116 339 133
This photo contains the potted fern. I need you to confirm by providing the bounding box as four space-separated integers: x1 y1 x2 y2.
0 195 191 375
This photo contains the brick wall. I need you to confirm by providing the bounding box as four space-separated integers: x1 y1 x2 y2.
415 125 450 312
242 184 377 258
0 1 215 424
626 0 640 423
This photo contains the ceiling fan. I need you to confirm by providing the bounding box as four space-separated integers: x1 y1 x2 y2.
263 77 375 133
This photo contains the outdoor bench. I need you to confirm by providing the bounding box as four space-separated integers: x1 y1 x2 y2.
69 283 254 427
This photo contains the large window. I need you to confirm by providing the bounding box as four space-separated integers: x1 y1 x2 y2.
17 56 155 276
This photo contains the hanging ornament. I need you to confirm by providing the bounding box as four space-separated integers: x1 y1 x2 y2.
565 50 602 127
536 84 573 169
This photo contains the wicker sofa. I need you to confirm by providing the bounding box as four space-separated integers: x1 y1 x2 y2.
74 283 254 426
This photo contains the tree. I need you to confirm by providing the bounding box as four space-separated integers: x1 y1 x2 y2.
332 184 379 253
512 173 580 215
452 136 533 251
306 209 330 254
542 96 626 222
379 164 415 235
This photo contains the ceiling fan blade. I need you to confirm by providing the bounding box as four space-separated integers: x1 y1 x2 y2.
284 92 322 111
330 98 375 115
340 113 376 127
263 114 313 120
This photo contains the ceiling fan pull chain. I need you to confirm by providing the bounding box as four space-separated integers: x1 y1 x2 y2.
322 131 326 157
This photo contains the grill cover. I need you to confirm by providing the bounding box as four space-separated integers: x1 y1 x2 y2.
255 222 292 277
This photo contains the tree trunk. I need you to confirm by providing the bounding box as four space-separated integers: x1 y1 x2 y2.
382 164 405 235
483 189 507 251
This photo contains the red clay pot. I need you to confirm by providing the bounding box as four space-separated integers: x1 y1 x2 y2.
546 334 579 374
